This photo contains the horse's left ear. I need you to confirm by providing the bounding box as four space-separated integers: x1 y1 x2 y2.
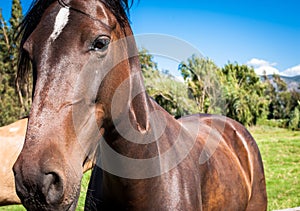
125 33 150 131
128 53 150 132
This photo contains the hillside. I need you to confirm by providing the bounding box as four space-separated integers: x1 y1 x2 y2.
281 75 300 91
266 75 300 92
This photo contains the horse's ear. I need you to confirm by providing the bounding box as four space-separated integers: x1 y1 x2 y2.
128 54 150 132
119 30 150 132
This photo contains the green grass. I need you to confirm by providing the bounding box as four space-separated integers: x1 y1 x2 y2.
249 125 300 210
1 126 299 210
76 170 91 211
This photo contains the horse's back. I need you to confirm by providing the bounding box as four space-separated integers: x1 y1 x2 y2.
0 118 27 205
179 114 267 210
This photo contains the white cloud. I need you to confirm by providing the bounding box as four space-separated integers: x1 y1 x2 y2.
247 58 273 67
281 65 300 77
254 65 280 76
247 58 280 75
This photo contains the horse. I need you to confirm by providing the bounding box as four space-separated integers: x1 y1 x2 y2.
0 119 26 205
0 118 92 207
13 0 267 210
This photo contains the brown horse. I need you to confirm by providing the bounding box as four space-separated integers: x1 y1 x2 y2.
0 119 26 205
13 0 267 210
0 118 92 207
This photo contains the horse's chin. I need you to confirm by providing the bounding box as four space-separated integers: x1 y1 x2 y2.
22 198 79 211
21 183 81 211
65 183 81 211
66 198 79 211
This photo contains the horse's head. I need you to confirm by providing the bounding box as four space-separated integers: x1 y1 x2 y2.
13 0 145 210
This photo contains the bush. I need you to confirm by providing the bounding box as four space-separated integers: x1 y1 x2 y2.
257 118 287 128
288 107 300 130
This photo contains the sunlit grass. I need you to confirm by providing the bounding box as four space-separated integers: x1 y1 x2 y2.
249 125 300 210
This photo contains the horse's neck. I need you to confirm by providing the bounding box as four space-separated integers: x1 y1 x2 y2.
98 97 202 208
104 95 181 158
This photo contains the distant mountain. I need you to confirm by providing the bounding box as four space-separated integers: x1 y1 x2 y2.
265 75 300 92
281 75 300 91
281 75 300 84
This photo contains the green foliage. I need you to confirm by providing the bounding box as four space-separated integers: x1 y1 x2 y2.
0 0 32 126
288 101 300 130
139 48 160 78
10 0 23 32
273 73 288 92
265 74 300 129
288 107 300 130
179 56 222 114
267 74 289 120
220 63 269 126
0 6 21 126
179 58 271 126
139 49 198 117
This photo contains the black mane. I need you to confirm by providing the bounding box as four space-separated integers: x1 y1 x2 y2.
17 0 133 83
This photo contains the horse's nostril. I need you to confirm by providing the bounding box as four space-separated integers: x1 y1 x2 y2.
42 172 64 204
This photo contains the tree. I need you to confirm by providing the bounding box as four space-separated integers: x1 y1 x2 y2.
0 0 30 126
266 74 300 122
139 49 198 117
267 74 288 120
288 101 300 130
179 55 222 114
220 63 269 126
272 73 287 92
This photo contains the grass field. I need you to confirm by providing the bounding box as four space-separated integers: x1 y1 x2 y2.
249 126 300 210
1 125 299 211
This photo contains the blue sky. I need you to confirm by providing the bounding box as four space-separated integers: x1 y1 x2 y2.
1 0 300 76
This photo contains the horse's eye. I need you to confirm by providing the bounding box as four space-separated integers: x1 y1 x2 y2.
91 36 110 51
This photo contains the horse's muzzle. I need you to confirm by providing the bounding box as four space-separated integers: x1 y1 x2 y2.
13 162 66 210
12 151 79 211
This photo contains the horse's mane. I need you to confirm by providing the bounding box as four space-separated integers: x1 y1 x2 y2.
17 0 134 83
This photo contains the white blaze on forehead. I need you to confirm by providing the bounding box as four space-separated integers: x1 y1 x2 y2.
50 7 70 41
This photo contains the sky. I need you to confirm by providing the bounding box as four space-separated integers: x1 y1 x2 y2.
1 0 299 77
